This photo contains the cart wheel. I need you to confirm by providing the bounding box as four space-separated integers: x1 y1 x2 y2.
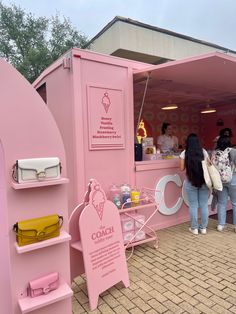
125 246 134 260
154 241 159 249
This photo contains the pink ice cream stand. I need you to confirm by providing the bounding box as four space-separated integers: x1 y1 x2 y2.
34 48 236 223
33 49 236 308
2 48 236 313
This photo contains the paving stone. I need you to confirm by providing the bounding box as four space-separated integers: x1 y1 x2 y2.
208 286 229 299
178 292 199 306
130 297 151 311
163 300 185 313
147 298 168 313
179 301 201 314
136 289 153 301
212 304 233 314
195 302 218 314
164 282 182 295
72 300 86 314
163 291 183 304
206 278 227 290
178 284 197 297
194 293 215 307
116 295 135 310
209 295 232 309
221 280 236 291
102 294 120 308
113 305 130 314
192 278 210 289
192 285 213 298
97 303 115 314
74 291 89 304
129 307 144 314
135 280 153 292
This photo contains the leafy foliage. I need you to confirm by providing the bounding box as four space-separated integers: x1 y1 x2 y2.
0 2 89 82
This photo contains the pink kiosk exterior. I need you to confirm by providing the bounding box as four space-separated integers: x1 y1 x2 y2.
34 49 236 231
33 49 236 309
0 60 72 314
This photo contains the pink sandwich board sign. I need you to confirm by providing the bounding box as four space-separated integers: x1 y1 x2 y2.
78 179 130 310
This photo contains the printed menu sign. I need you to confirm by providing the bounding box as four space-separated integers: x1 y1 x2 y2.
87 85 125 150
79 180 129 310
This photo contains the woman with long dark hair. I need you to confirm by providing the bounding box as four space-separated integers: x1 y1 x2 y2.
180 133 210 235
212 135 236 231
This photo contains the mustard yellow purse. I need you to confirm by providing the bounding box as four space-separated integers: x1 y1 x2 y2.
13 215 63 246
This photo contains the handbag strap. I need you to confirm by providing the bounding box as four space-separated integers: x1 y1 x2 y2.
13 216 63 240
12 163 18 182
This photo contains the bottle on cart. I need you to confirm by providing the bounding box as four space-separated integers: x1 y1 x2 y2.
109 184 121 209
121 183 131 208
131 187 140 205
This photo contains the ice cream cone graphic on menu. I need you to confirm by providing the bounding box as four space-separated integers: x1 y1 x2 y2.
102 92 111 114
92 183 106 221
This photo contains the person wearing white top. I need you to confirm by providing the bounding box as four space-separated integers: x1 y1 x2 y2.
179 133 210 235
157 122 178 153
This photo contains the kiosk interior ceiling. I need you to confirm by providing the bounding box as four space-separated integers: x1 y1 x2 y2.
133 52 236 109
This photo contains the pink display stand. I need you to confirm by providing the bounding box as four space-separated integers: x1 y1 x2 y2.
70 179 129 310
0 59 72 314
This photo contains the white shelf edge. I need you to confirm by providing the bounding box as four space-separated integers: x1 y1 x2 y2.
15 231 71 254
11 178 69 189
18 282 73 314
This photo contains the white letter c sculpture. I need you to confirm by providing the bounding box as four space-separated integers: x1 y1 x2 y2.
155 174 183 215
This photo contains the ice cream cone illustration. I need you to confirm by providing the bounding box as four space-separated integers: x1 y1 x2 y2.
102 92 111 114
90 181 106 221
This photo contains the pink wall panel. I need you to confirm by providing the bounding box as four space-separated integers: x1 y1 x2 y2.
79 59 135 193
134 103 201 148
135 102 236 150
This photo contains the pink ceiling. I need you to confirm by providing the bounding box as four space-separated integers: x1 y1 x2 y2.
133 52 236 109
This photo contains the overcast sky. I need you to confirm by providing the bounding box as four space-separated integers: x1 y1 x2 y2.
2 0 236 51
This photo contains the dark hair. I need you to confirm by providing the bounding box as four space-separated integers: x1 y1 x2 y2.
216 135 232 151
219 128 233 137
161 122 170 134
185 133 205 187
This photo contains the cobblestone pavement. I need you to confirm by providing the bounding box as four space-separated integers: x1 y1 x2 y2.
72 219 236 313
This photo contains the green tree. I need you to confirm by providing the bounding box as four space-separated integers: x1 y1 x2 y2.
0 2 89 82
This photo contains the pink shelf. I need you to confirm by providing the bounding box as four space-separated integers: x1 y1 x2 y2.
15 231 71 254
11 178 69 189
119 202 155 213
18 282 73 313
71 241 82 252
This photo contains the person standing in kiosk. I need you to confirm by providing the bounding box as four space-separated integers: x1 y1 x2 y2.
180 133 210 235
157 122 178 153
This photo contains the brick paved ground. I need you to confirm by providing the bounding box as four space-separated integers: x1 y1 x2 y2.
72 219 236 313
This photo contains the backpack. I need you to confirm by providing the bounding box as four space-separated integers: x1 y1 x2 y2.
211 148 233 183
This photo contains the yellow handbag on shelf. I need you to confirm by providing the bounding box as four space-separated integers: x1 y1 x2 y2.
13 214 63 246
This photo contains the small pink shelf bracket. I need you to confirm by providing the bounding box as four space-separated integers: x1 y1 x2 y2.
11 178 69 189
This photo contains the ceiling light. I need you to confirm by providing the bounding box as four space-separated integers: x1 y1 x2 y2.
201 104 216 114
161 104 178 110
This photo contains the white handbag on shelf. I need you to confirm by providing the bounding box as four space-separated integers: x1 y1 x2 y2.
12 157 61 183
